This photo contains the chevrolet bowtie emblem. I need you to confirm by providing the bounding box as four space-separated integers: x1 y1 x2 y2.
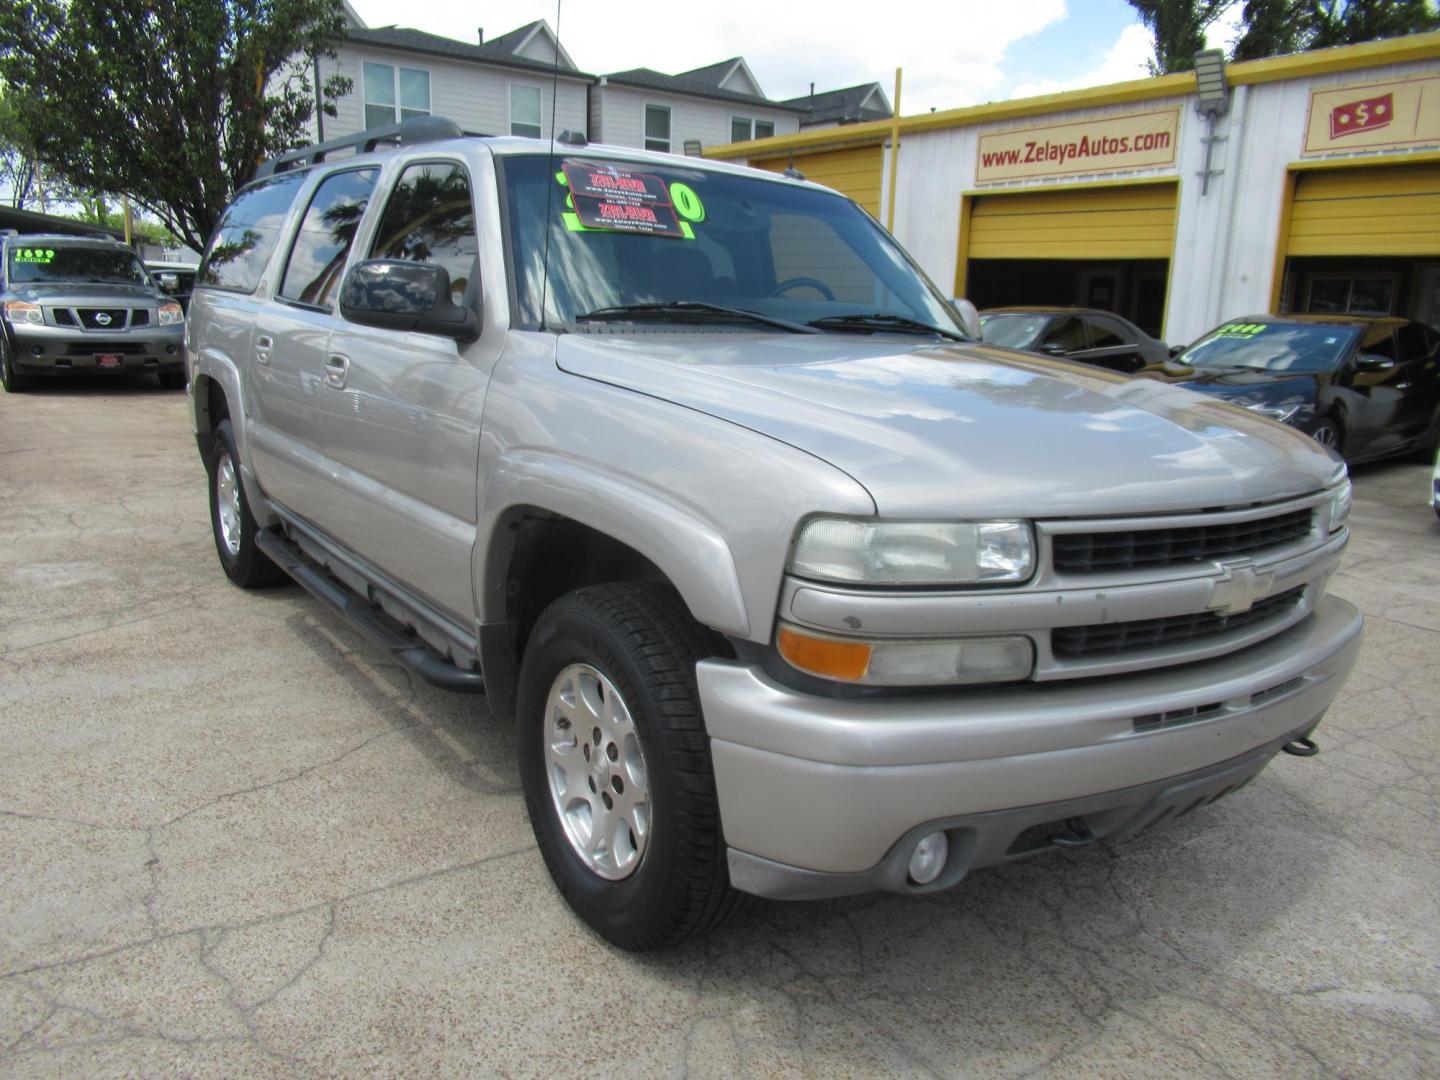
1209 559 1274 615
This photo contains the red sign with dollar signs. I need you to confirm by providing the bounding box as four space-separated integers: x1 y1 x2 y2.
1329 93 1394 139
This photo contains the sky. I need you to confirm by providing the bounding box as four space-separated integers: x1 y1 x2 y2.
349 0 1246 114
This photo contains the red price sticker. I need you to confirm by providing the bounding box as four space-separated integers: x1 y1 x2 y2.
560 161 690 238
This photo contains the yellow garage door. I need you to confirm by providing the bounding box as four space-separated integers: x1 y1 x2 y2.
754 144 883 217
1288 163 1440 257
968 182 1177 260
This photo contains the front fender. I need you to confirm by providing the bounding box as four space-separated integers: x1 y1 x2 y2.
190 347 276 527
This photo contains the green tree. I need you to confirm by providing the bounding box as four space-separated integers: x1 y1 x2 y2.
0 0 351 251
0 88 41 208
1235 0 1439 59
1126 0 1237 73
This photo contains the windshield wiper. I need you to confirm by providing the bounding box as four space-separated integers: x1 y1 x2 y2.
807 313 966 341
576 302 819 334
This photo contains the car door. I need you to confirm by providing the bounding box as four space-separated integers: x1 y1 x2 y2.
1070 314 1145 373
247 167 380 516
319 157 494 624
1340 324 1408 457
1393 322 1440 441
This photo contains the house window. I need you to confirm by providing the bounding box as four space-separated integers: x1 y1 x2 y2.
1303 273 1398 316
730 117 777 142
363 61 430 128
644 104 670 152
510 84 542 139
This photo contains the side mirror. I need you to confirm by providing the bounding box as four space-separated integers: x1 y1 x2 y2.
1168 344 1186 358
1039 342 1069 357
338 260 480 343
950 298 982 340
158 272 180 291
1355 353 1395 372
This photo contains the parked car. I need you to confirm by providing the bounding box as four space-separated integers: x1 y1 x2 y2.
0 233 186 391
1143 315 1440 463
145 261 199 314
189 117 1361 949
979 306 1169 373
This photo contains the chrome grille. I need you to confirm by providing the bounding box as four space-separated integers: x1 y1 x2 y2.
1052 508 1314 573
1052 586 1306 660
77 308 129 330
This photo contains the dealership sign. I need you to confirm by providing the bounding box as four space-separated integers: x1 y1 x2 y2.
975 109 1180 183
1303 75 1440 156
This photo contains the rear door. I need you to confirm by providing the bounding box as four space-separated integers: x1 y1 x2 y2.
1070 313 1145 372
319 157 495 623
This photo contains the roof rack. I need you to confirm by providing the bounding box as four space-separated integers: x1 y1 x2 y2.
253 116 472 180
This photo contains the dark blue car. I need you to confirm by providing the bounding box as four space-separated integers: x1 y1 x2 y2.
1144 314 1440 464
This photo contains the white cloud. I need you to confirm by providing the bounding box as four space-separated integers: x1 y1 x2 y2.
348 0 1070 111
1205 0 1245 52
1010 23 1153 99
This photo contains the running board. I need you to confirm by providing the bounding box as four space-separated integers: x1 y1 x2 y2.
255 529 487 694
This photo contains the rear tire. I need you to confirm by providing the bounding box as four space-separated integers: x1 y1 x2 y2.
516 583 743 950
208 419 286 589
0 335 28 393
158 369 186 390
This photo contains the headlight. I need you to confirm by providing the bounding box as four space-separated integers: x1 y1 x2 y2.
157 301 184 326
2 300 43 326
777 623 1034 685
1242 401 1303 424
1328 477 1352 533
789 518 1034 586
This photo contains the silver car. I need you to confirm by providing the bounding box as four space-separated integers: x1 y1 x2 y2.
187 118 1362 949
1 234 186 391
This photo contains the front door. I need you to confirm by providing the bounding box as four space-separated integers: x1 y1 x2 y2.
320 159 491 624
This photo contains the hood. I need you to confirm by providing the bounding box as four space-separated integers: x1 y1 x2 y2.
11 282 159 304
556 335 1343 518
1177 369 1322 411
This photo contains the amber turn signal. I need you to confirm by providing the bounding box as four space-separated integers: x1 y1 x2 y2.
776 625 872 681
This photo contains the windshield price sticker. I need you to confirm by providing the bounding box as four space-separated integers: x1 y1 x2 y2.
12 247 56 263
558 161 705 239
1216 322 1267 338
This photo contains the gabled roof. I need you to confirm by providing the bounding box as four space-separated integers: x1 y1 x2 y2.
602 59 807 112
783 82 893 126
345 22 589 78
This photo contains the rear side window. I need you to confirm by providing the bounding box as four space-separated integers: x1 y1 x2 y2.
1357 324 1398 362
1043 317 1088 352
1395 323 1433 362
279 168 380 309
369 162 477 302
199 171 307 293
1084 315 1133 348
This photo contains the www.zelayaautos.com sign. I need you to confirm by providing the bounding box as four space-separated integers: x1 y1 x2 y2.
975 109 1181 184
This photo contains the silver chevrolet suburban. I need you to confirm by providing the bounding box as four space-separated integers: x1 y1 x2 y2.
187 117 1362 950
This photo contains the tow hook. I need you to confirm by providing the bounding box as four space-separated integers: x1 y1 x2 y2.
1049 817 1097 848
1281 736 1320 757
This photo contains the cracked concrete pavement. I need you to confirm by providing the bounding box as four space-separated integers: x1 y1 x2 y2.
1 378 1437 1078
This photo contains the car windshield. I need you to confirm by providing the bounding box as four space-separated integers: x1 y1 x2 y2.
980 313 1048 349
1176 321 1358 373
7 244 149 286
500 154 965 338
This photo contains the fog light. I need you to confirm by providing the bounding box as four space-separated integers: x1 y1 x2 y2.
908 831 948 885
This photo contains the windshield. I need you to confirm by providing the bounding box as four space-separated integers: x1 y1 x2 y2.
7 244 149 286
500 154 965 337
1177 321 1358 373
980 313 1047 350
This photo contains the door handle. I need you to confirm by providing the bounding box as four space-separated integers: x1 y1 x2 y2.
255 334 273 365
324 353 350 389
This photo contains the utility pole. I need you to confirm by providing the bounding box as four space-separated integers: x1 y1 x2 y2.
885 67 902 232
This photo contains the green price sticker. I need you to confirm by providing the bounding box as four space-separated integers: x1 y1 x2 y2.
13 247 56 263
669 182 705 222
1215 322 1266 338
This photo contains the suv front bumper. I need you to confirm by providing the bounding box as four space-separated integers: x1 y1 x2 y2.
9 322 184 374
701 595 1362 900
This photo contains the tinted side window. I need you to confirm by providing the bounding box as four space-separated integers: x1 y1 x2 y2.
198 172 308 292
1395 323 1432 362
1044 317 1088 352
1084 315 1133 348
370 163 477 303
279 168 379 308
1357 325 1398 362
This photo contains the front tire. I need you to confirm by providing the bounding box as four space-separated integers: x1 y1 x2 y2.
208 419 286 589
0 335 28 393
1310 417 1343 455
517 583 743 950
